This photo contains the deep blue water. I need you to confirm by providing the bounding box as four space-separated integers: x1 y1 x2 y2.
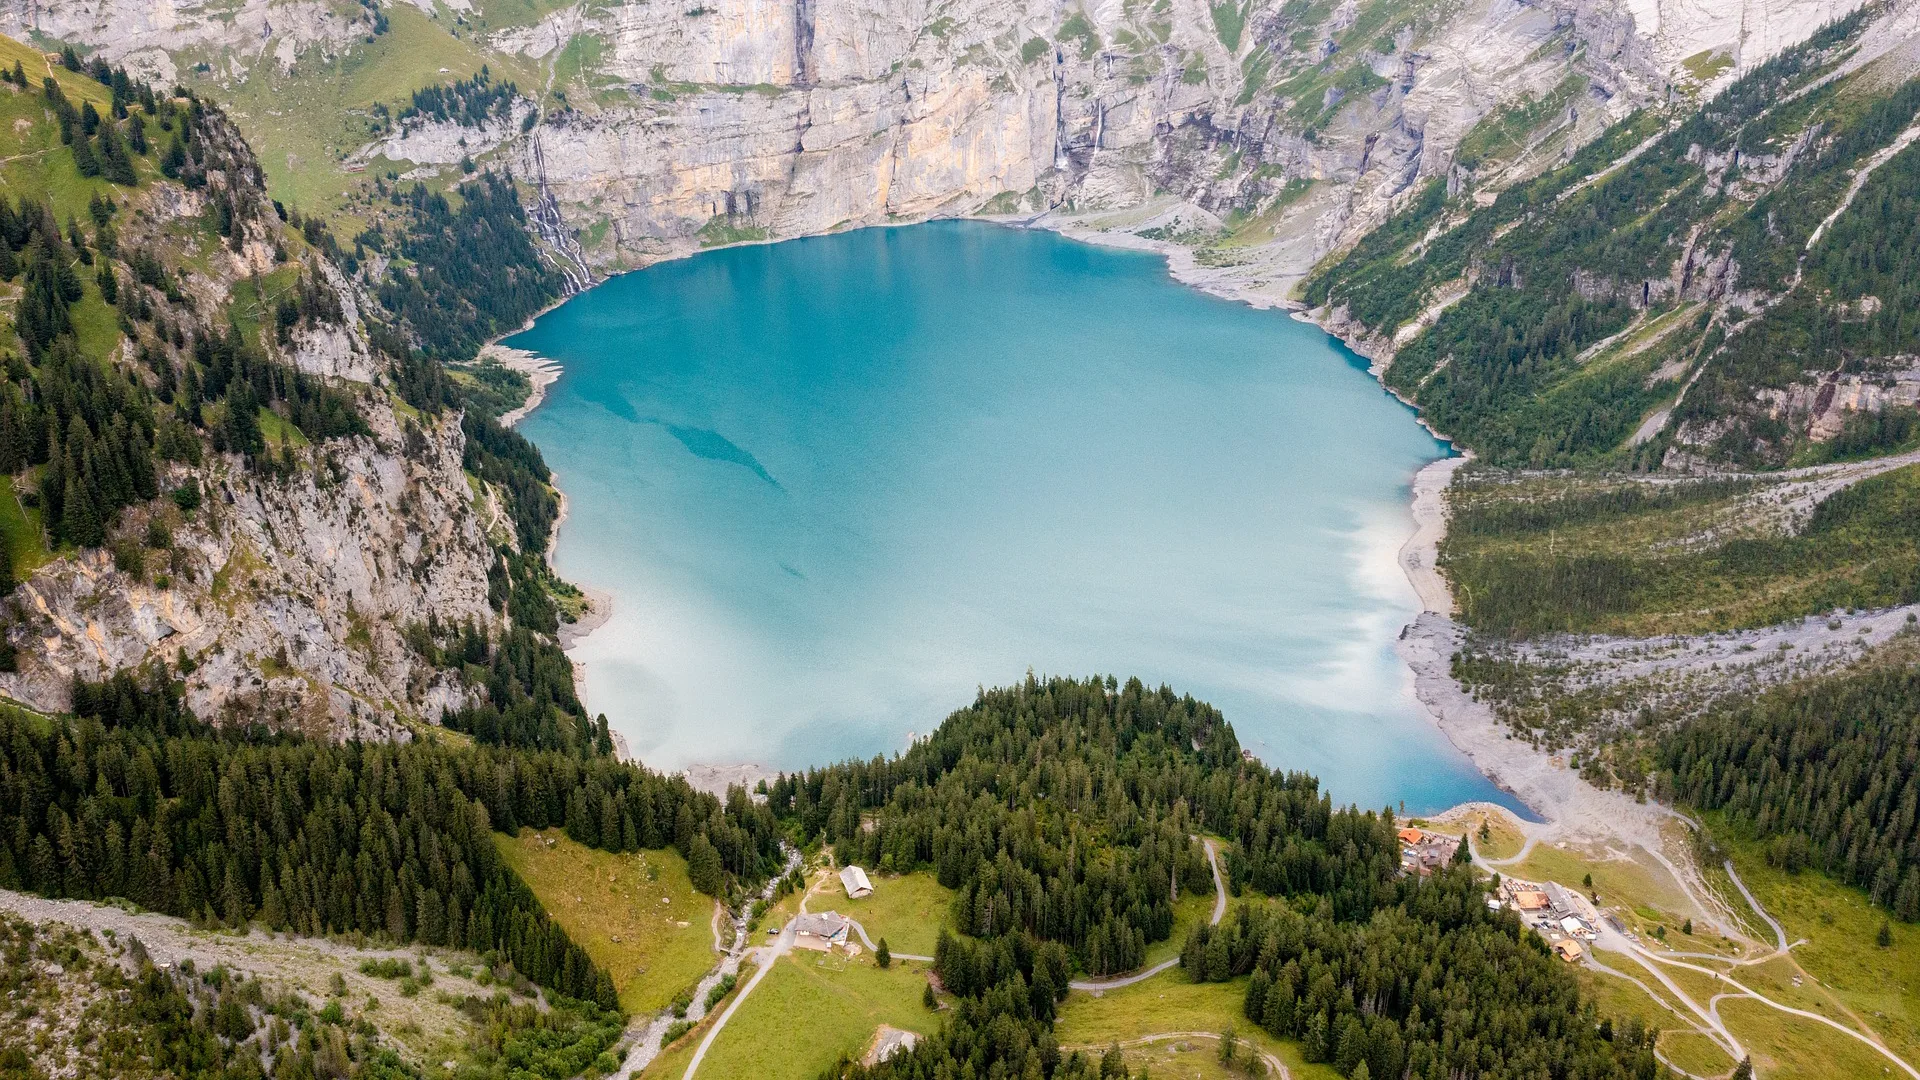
510 220 1522 815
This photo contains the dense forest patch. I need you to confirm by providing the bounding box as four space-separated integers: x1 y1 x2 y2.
1659 648 1920 922
1439 466 1920 637
772 676 1673 1080
0 671 783 1011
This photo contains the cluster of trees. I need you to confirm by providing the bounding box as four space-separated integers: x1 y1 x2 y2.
43 81 141 184
375 173 562 362
1659 658 1920 921
768 676 1403 980
1175 871 1670 1080
0 668 783 1008
399 68 520 128
816 680 1667 1080
0 906 623 1080
186 322 369 454
437 650 592 754
4 338 159 547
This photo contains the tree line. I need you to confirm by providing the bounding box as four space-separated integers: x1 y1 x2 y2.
767 675 1403 981
0 671 785 1009
813 678 1670 1080
1659 655 1920 921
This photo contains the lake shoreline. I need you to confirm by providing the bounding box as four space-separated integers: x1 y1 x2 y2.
487 217 1577 825
480 345 564 428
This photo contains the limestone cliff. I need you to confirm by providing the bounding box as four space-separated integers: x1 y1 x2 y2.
0 0 1868 301
2 399 497 735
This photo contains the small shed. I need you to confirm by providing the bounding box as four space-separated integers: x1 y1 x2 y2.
841 865 874 899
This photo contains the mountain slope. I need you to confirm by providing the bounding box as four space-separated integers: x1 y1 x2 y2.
0 40 585 746
1310 1 1920 470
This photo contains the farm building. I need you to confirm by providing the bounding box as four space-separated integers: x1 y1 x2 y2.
841 865 874 898
793 911 852 952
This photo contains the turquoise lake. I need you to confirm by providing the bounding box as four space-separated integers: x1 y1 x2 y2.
511 220 1519 814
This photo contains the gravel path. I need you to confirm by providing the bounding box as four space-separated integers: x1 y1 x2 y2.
613 845 800 1080
1068 838 1223 992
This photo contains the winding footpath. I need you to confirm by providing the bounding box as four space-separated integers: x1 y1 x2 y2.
1724 859 1790 955
681 861 930 1079
1068 837 1226 992
1590 859 1919 1080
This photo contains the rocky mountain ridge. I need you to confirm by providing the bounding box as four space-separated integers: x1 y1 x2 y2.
0 0 1869 300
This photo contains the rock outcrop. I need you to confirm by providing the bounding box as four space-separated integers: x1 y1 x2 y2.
1 400 494 736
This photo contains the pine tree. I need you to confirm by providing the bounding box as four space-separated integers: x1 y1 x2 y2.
60 471 101 548
687 834 723 895
72 134 100 178
1303 1011 1328 1062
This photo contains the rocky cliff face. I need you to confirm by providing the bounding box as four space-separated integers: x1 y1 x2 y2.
501 0 1658 284
0 80 503 735
2 399 495 735
0 0 1868 296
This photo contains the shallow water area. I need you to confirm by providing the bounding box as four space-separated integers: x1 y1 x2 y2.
511 220 1523 815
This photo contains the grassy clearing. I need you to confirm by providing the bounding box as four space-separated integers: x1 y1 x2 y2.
1720 996 1898 1079
1147 891 1218 967
841 872 952 957
643 950 935 1079
197 4 539 214
1656 1029 1737 1077
1716 831 1920 1068
1102 1041 1278 1079
0 36 114 109
0 64 154 226
258 407 312 449
1681 49 1734 83
0 475 50 580
1058 976 1338 1080
1473 811 1528 862
494 828 717 1017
